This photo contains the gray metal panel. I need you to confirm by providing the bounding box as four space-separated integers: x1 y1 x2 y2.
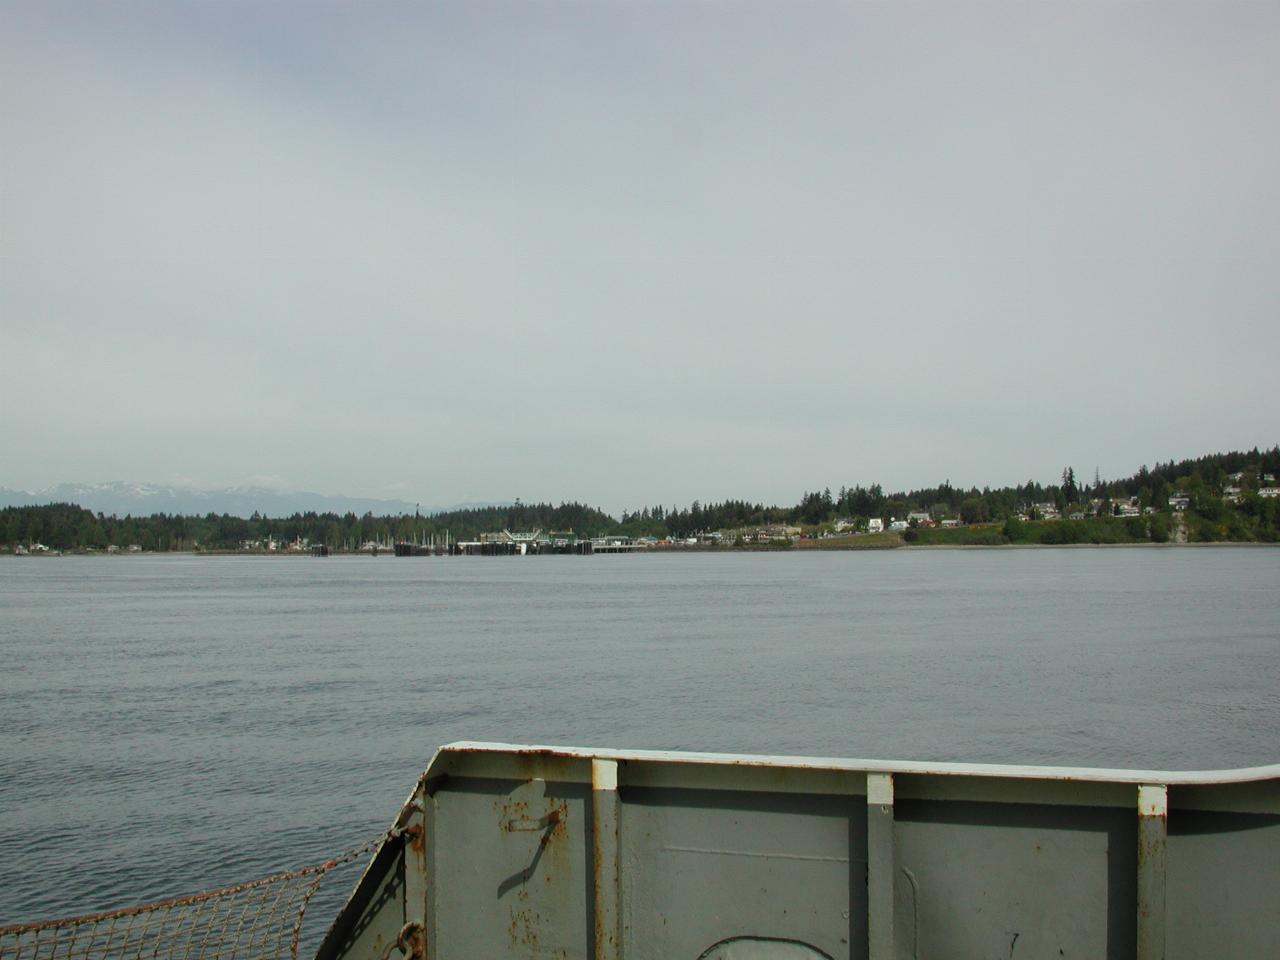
1173 778 1280 815
619 787 864 960
1166 810 1280 959
432 776 592 959
893 799 1133 960
315 743 1280 960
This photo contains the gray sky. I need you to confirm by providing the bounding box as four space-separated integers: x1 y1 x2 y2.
3 1 1277 514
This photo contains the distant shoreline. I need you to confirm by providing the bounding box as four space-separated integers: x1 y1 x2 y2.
898 540 1278 550
5 540 1278 558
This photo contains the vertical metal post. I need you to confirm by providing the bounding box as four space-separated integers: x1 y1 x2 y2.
592 759 621 960
402 786 428 927
1137 784 1167 960
867 772 896 960
421 788 437 960
374 786 429 958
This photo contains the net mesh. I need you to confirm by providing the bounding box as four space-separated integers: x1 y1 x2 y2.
0 840 377 960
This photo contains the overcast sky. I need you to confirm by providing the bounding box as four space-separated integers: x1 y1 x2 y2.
3 1 1277 514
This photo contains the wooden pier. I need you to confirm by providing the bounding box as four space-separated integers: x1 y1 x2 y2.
390 530 646 557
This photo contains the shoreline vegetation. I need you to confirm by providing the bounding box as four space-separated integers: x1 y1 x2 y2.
4 446 1279 554
6 539 1276 558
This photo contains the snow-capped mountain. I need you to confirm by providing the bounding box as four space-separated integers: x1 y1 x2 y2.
0 481 490 518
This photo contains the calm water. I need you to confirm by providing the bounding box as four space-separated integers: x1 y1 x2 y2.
2 548 1278 933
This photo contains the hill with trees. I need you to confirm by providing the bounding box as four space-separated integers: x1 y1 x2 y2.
3 446 1277 552
621 447 1279 544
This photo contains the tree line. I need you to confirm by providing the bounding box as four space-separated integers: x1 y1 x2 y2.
4 446 1278 551
614 446 1280 541
0 500 616 552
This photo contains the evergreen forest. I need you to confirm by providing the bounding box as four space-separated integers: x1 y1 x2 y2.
3 446 1278 552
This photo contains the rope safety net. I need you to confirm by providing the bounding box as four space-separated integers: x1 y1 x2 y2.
0 838 381 960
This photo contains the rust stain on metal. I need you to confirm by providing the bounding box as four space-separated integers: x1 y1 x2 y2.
541 807 570 885
401 824 425 854
501 802 566 834
593 911 615 954
379 921 425 960
496 781 573 955
509 907 544 949
392 800 424 832
592 835 605 947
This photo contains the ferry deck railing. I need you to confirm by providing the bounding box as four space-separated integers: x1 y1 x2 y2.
316 742 1280 960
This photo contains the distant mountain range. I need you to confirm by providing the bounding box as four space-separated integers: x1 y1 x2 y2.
0 482 503 519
